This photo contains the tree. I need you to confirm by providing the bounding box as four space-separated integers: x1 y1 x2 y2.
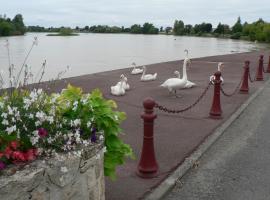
232 16 243 33
12 14 25 34
142 23 159 34
173 20 184 35
130 24 142 34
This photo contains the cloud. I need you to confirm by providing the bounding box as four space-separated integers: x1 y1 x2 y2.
1 0 269 27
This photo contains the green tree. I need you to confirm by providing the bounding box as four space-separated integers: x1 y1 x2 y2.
142 23 159 34
12 14 25 34
130 24 142 34
232 16 243 33
173 20 184 35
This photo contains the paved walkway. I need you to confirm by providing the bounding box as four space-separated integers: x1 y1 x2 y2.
164 76 270 200
54 50 270 200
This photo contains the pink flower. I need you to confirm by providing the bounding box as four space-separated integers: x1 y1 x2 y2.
24 149 37 161
38 128 48 138
4 146 13 159
12 151 26 162
10 141 19 150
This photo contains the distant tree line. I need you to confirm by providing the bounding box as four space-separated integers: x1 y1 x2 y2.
0 14 26 36
28 22 159 35
173 17 270 42
17 13 270 43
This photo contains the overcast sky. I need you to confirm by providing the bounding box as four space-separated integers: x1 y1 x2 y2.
1 0 270 28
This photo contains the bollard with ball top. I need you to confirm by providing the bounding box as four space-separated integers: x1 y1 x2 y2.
256 55 264 81
239 61 250 94
137 97 158 178
209 71 222 119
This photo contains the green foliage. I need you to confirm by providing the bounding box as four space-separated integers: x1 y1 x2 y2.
230 32 242 39
47 27 78 36
0 14 25 36
87 88 134 179
142 23 159 34
130 24 143 34
232 17 243 33
173 20 185 35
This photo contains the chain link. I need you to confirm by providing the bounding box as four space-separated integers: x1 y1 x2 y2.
220 76 243 97
155 82 212 114
248 71 255 83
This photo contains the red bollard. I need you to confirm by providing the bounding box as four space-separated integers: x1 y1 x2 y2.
267 55 270 73
137 98 158 178
209 71 222 119
256 55 264 81
239 61 250 94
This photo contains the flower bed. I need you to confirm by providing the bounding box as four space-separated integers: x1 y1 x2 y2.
0 85 133 179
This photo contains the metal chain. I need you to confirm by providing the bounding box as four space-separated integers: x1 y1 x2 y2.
155 82 212 114
248 71 255 83
220 77 243 97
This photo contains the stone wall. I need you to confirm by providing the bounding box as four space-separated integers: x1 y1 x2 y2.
0 143 105 200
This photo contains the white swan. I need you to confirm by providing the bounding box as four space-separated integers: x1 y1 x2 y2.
111 75 125 96
183 49 196 88
131 62 143 75
116 74 130 90
160 58 190 97
210 62 224 84
141 66 157 81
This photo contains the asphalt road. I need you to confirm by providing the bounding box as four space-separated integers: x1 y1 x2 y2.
164 80 270 200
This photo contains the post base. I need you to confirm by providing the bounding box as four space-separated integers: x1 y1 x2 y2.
239 90 249 94
256 78 264 81
136 170 158 179
209 114 222 119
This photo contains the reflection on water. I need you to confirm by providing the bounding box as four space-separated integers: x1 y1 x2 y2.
0 32 267 83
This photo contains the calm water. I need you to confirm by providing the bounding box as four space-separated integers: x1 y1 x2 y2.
0 32 267 83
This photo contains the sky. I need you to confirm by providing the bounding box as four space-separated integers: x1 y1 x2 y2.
1 0 270 28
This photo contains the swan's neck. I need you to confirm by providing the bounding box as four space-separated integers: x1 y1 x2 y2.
182 61 188 80
142 68 146 77
218 65 221 71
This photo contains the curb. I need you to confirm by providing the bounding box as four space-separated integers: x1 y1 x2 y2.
143 78 270 200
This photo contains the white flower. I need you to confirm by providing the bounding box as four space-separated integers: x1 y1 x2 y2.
2 119 8 125
60 166 68 173
36 111 46 122
11 117 16 123
102 147 107 153
99 135 104 141
30 131 39 145
87 121 92 128
0 102 4 108
6 125 16 134
1 112 7 119
29 114 34 119
37 88 43 95
47 137 53 144
81 98 88 105
7 106 13 115
71 119 81 127
46 116 54 124
35 121 41 127
23 98 32 109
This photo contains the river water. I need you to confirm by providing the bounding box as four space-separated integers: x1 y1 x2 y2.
0 32 267 84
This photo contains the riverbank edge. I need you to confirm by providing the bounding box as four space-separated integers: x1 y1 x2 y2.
142 76 270 200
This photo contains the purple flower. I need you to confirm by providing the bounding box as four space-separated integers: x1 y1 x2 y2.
0 161 6 170
91 127 97 143
38 128 48 138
